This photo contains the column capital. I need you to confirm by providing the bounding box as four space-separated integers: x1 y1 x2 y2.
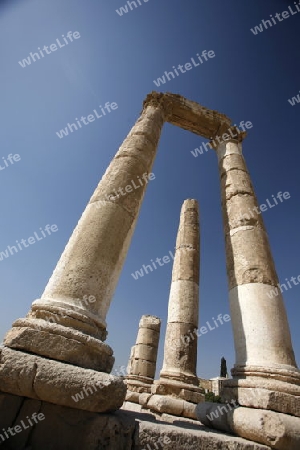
209 125 247 150
143 91 173 121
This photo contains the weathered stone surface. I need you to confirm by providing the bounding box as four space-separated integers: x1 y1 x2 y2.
146 394 186 416
162 321 198 351
125 390 152 406
28 303 106 340
136 328 160 346
126 379 152 391
183 400 201 420
138 393 151 406
0 394 137 450
219 152 249 176
197 402 300 450
222 387 300 417
129 358 156 379
125 390 140 404
224 193 261 233
167 281 199 324
0 347 126 413
138 315 161 332
132 344 158 363
221 167 253 199
145 392 203 420
180 389 205 404
172 248 199 282
122 402 270 450
4 322 114 372
152 379 204 404
136 409 271 450
126 380 151 399
225 373 300 392
222 377 300 418
228 407 300 450
225 227 278 288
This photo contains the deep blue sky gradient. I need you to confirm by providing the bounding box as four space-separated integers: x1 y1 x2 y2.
0 0 299 378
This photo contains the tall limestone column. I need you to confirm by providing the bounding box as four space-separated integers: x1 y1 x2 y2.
214 135 300 414
126 315 161 404
147 199 204 418
0 93 170 411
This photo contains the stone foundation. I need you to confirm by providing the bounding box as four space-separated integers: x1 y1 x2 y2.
0 392 273 449
222 385 300 417
0 392 136 450
0 347 126 413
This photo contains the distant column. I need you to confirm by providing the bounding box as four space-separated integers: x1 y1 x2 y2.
152 199 204 407
126 315 161 401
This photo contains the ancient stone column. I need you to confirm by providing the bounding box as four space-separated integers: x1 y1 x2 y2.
0 93 170 410
150 199 204 414
126 315 161 404
214 136 300 412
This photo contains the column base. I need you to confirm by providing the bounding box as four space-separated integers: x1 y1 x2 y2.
4 317 114 372
221 364 300 417
231 364 300 388
126 376 153 393
125 376 154 405
0 347 126 413
30 298 108 340
152 377 204 404
159 368 199 386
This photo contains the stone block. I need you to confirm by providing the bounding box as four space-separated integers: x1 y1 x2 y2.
167 281 199 324
172 249 199 282
133 344 158 363
225 226 278 289
146 395 184 416
130 359 155 379
0 398 136 450
4 324 114 372
222 386 300 417
0 347 126 413
125 390 140 404
136 328 160 346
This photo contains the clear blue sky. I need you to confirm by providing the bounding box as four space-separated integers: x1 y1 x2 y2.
0 0 299 379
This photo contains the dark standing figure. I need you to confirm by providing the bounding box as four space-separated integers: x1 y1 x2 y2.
220 357 228 378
